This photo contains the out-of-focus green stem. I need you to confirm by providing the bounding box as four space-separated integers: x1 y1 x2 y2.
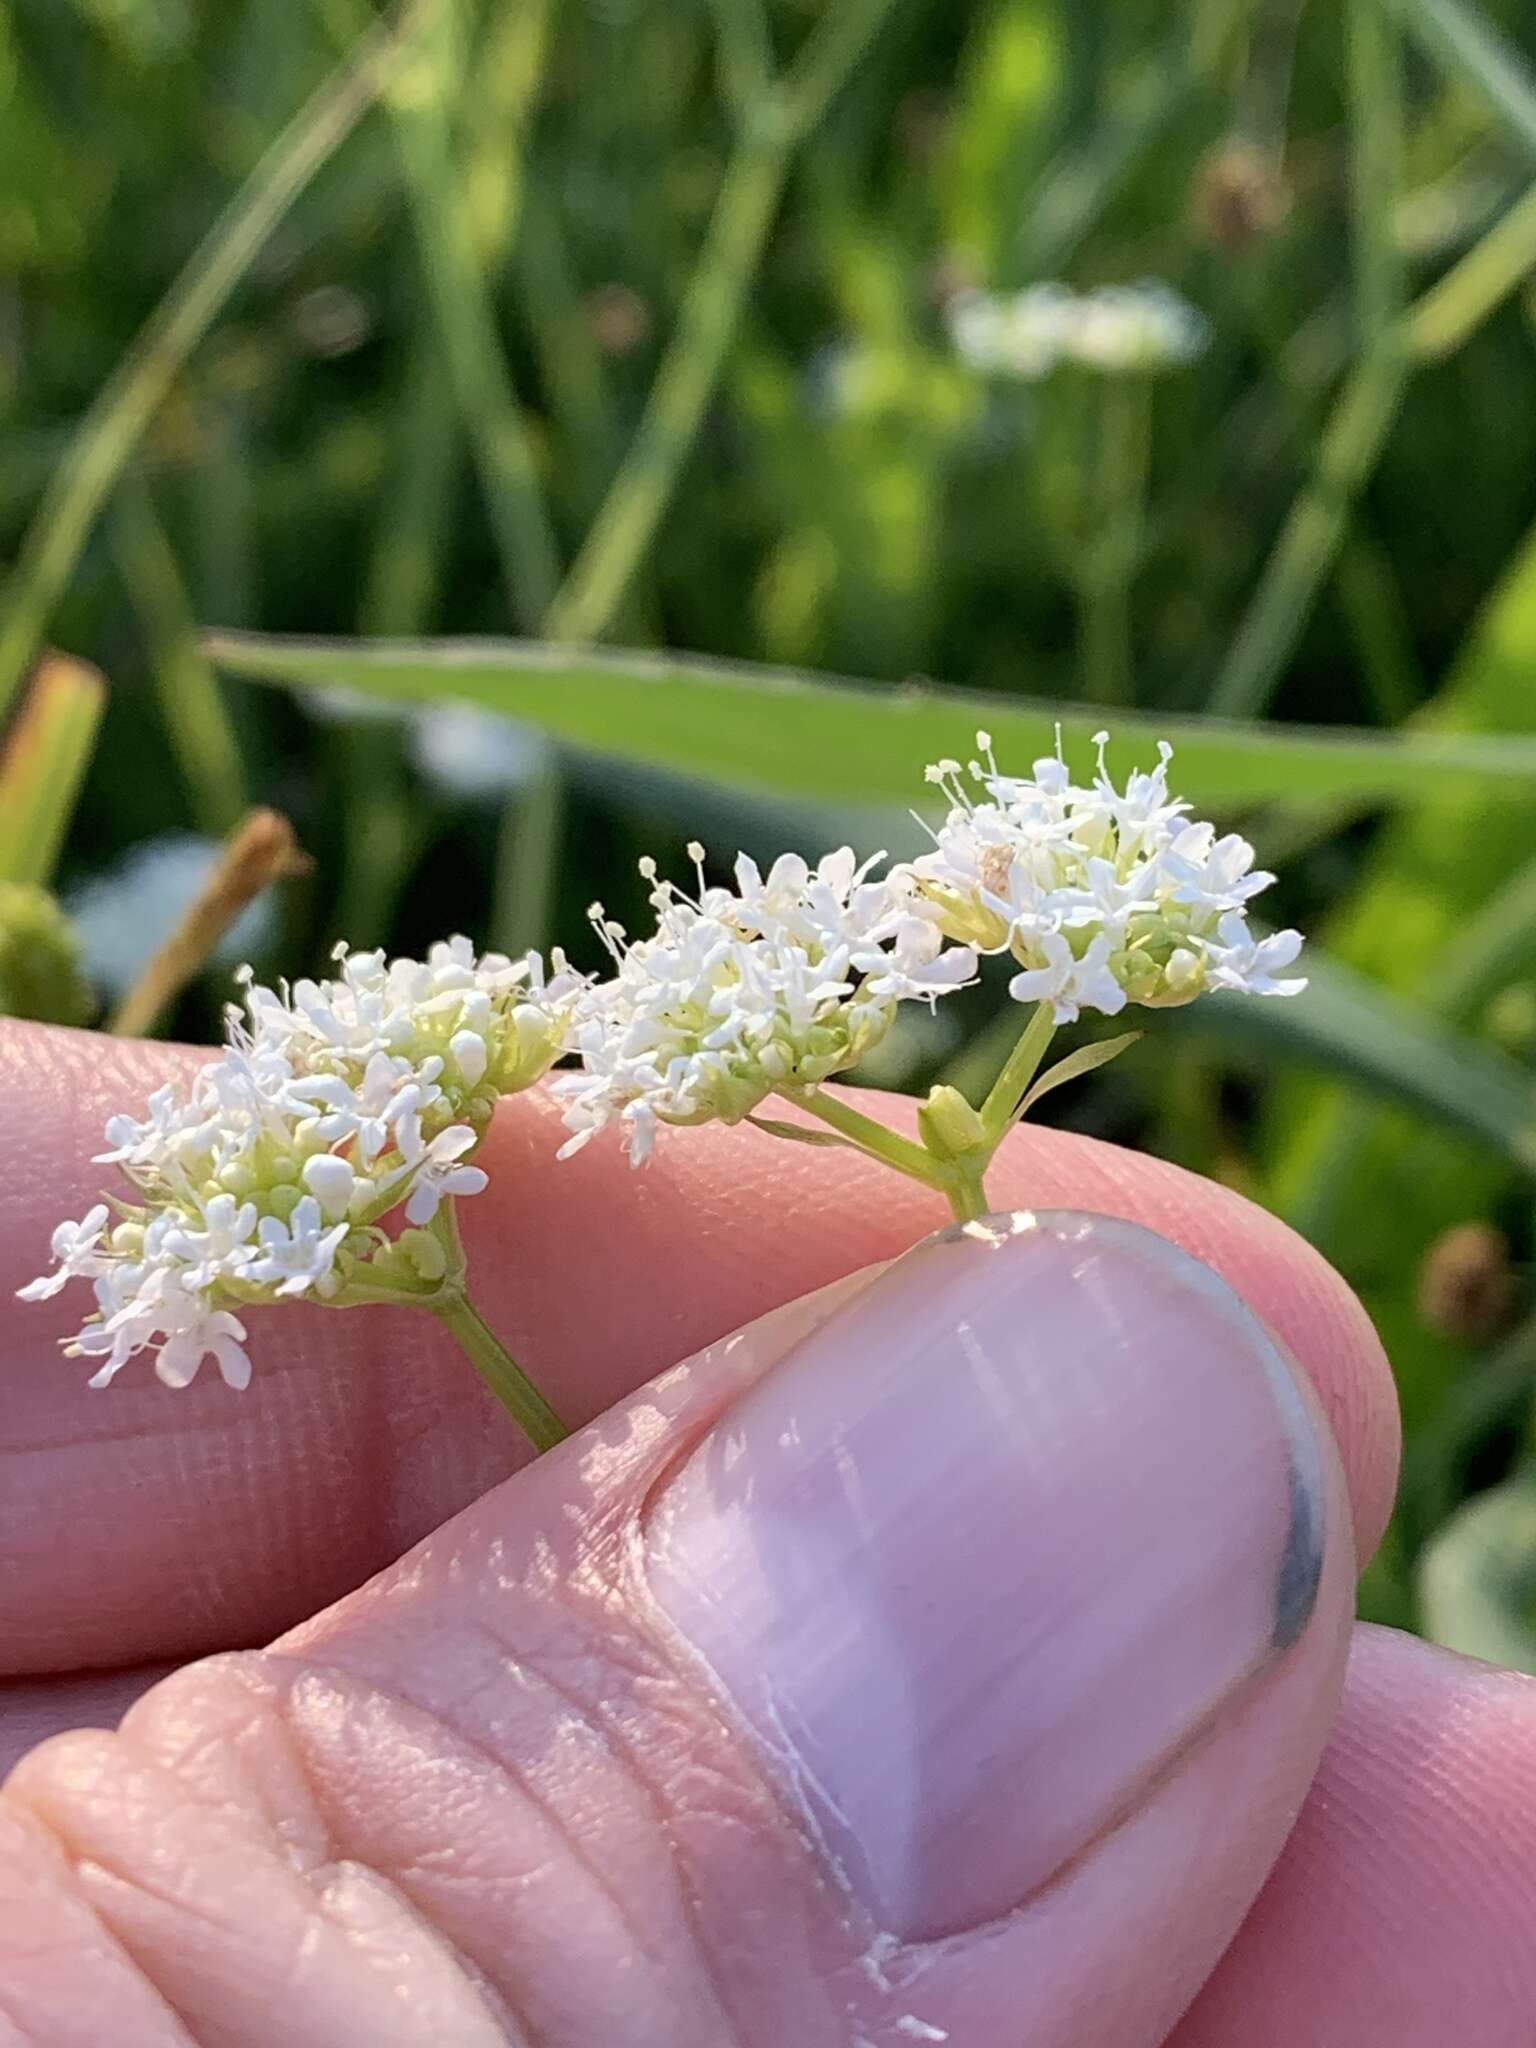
1208 347 1409 718
1336 531 1421 721
490 744 564 958
1408 178 1536 361
0 654 106 888
1382 0 1536 163
542 115 791 645
371 0 560 628
1076 374 1151 706
363 335 459 637
0 0 432 719
1348 0 1405 351
543 0 900 646
1210 0 1411 720
111 478 248 836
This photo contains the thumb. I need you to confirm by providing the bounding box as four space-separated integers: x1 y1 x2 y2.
2 1210 1353 2048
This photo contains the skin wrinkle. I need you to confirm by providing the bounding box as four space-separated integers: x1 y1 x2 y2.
268 1307 864 2046
281 1585 749 2042
12 1716 521 2048
275 1640 660 1977
0 1799 199 2048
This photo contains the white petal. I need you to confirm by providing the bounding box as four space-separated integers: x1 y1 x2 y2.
213 1336 253 1391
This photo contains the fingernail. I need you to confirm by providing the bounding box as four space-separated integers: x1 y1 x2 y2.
645 1210 1326 1940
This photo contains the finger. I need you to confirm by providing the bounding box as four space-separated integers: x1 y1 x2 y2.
6 1214 1354 2047
0 1019 1397 1673
0 1667 177 1780
1170 1624 1536 2045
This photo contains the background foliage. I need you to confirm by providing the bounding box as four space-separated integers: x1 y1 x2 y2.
7 0 1536 1650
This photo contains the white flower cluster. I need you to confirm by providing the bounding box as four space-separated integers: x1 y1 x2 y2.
553 847 975 1165
904 732 1305 1023
949 280 1209 380
21 939 580 1390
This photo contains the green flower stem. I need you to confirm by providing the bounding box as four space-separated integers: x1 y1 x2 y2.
779 1007 1064 1226
424 1197 569 1450
789 1087 997 1225
979 1001 1058 1141
944 1159 991 1225
788 1087 949 1187
430 1286 570 1452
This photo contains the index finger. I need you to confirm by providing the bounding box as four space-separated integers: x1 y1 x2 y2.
0 1019 1398 1675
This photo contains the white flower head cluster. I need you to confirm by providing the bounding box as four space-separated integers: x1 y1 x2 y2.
949 279 1209 380
902 732 1305 1024
554 846 976 1165
20 938 582 1390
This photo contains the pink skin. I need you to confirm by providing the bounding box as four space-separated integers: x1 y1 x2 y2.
0 1019 1530 2043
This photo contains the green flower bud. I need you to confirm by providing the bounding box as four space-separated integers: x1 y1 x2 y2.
917 1084 989 1162
397 1227 448 1283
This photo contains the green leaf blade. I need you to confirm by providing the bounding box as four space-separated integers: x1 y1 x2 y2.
204 632 1536 809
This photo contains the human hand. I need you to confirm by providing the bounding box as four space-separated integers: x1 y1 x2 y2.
0 1020 1531 2046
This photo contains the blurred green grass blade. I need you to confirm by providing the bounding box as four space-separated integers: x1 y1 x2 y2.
204 631 1536 807
1170 956 1536 1178
543 0 901 647
361 0 560 629
1418 1469 1536 1674
1385 0 1536 161
1209 346 1409 719
490 744 564 958
1348 0 1405 347
0 653 107 886
111 482 248 835
1433 850 1536 1022
0 0 430 720
541 117 795 645
1337 534 1421 720
941 0 1065 273
361 336 458 636
1257 509 1536 1443
1408 177 1536 360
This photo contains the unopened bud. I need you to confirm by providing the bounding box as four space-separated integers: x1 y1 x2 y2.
917 1083 989 1162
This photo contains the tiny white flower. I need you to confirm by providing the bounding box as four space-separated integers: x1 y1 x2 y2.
399 1126 489 1225
554 846 975 1164
22 934 582 1390
247 1197 351 1298
902 730 1304 1023
155 1301 253 1392
17 1205 111 1300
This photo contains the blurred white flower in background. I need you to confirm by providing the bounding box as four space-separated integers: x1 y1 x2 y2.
308 688 546 804
66 836 275 998
948 279 1209 380
410 704 547 800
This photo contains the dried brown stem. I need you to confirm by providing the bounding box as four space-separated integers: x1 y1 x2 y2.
109 808 311 1038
